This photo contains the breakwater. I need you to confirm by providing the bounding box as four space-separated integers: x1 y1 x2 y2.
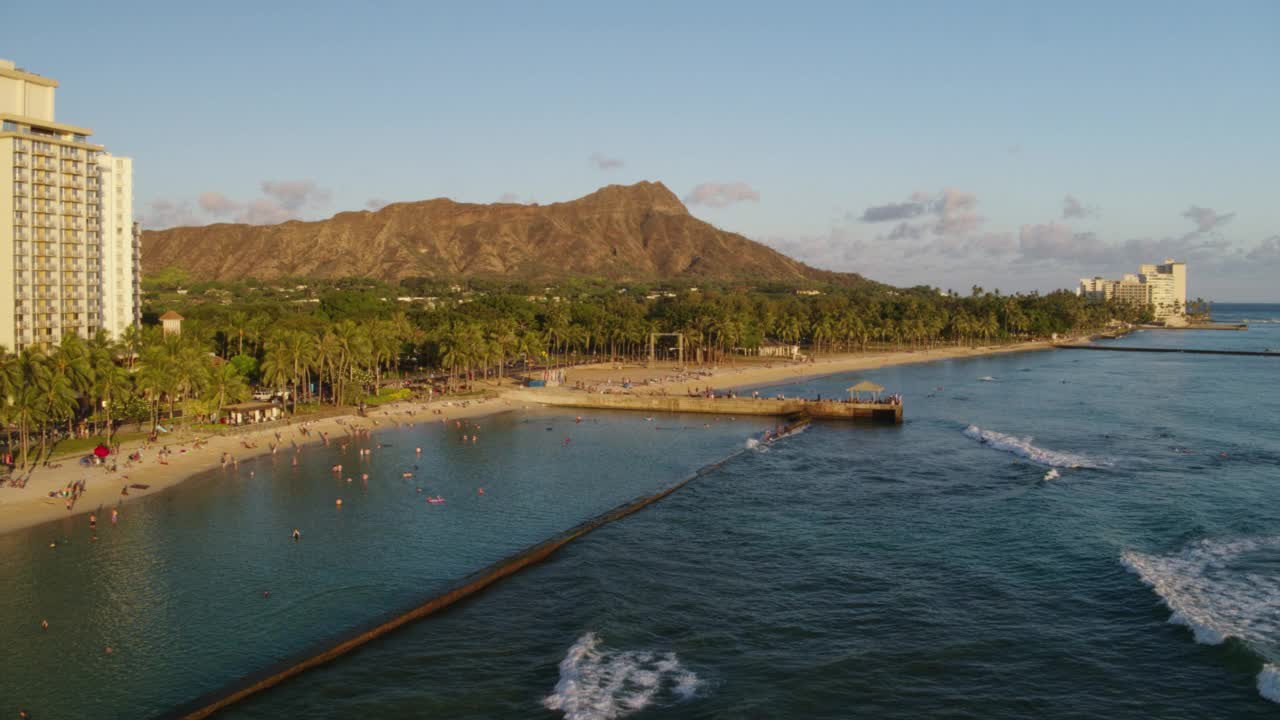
1055 344 1279 357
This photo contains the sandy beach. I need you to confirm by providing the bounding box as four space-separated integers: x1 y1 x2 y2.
504 339 1059 405
0 397 515 536
0 339 1057 537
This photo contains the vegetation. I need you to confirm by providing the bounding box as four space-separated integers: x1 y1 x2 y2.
2 277 1150 470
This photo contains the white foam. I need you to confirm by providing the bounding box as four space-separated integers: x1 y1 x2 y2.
978 375 998 382
1042 468 1060 481
963 425 1105 469
745 438 761 450
543 632 701 719
1121 536 1280 645
1260 664 1280 704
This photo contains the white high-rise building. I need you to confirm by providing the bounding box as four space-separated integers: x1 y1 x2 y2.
1077 259 1187 321
0 58 137 351
98 153 140 338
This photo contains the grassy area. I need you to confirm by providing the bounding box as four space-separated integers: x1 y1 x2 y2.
364 388 412 406
48 431 151 460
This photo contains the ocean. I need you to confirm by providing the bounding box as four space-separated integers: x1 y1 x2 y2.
2 303 1278 718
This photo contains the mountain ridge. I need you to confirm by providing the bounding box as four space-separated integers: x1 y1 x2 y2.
141 181 865 285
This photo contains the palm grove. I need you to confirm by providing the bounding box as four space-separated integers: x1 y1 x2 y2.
2 278 1151 468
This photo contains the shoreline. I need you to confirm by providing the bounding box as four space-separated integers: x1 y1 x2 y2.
0 337 1062 538
0 398 515 537
502 338 1061 407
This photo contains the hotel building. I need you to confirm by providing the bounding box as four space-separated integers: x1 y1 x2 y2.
1077 259 1187 321
0 58 139 352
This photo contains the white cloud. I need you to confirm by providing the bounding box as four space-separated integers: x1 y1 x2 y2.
684 182 761 208
590 152 624 170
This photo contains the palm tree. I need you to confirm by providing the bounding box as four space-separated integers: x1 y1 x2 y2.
314 331 342 405
206 362 250 420
35 371 77 462
260 337 290 385
226 310 250 356
93 355 129 442
48 334 92 435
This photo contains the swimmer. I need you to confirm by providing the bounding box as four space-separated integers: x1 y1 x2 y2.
361 473 369 481
477 488 485 495
346 477 353 483
292 529 301 541
335 498 343 506
41 619 49 631
415 447 422 454
576 416 582 423
105 646 113 655
263 591 270 599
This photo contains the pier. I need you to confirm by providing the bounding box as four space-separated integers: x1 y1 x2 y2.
1055 344 1280 358
503 389 904 423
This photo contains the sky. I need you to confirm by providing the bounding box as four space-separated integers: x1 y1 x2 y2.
5 0 1278 300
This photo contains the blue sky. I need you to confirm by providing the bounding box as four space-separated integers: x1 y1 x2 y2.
5 1 1278 299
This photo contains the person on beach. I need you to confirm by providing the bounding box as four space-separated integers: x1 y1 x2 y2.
89 514 96 530
111 508 118 525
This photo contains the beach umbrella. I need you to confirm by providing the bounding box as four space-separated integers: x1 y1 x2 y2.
93 444 110 458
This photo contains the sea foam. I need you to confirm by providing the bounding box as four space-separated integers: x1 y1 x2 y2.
544 632 701 719
1260 664 1280 704
1121 537 1280 703
963 425 1103 469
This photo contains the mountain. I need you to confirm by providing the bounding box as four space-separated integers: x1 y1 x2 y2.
140 181 860 285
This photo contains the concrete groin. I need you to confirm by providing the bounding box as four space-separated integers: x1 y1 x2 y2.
160 437 775 720
1055 344 1279 357
503 390 903 423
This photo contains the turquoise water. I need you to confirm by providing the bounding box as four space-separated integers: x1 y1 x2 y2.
4 304 1279 718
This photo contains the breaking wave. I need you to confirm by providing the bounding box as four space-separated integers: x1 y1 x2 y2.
544 632 701 719
963 425 1104 469
1121 537 1280 703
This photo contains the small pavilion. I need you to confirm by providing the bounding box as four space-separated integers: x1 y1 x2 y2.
847 380 885 403
160 310 184 336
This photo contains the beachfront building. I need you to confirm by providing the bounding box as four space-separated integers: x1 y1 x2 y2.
1077 259 1186 322
98 154 141 338
0 58 138 352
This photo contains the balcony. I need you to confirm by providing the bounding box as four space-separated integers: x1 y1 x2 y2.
13 212 26 225
13 169 28 181
13 153 28 168
61 147 81 159
63 205 83 218
14 183 29 197
32 143 55 157
14 228 29 241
